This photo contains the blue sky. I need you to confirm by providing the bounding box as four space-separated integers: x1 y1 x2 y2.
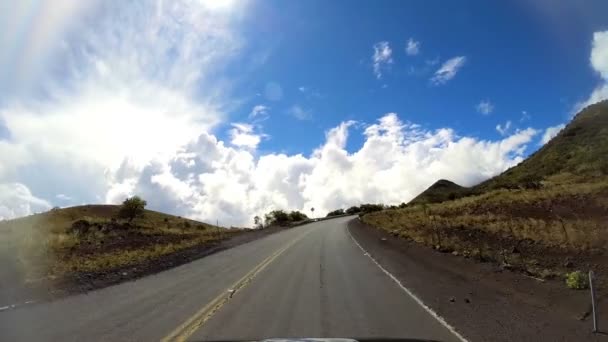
215 0 608 154
0 0 607 224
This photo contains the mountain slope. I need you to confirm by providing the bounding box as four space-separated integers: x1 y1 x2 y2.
477 100 608 191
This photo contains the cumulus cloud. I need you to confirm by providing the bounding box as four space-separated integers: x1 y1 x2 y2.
0 0 241 213
496 120 512 136
229 123 265 150
476 100 494 115
288 105 312 120
106 113 537 226
574 31 608 112
406 38 420 56
372 41 393 79
540 124 565 145
430 56 466 85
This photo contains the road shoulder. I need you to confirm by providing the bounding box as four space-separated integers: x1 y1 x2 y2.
348 218 608 342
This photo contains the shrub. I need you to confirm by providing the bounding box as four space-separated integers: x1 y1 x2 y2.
326 209 345 217
566 271 588 289
183 221 191 228
117 196 147 222
359 203 385 214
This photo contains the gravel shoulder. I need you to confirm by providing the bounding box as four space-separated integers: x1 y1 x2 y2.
349 218 608 341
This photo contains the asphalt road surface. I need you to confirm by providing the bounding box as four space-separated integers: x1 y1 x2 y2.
0 217 462 342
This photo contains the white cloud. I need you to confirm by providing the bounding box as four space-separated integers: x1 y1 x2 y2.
104 113 537 226
229 123 265 150
496 120 512 136
249 105 269 120
430 56 466 85
591 31 608 80
0 0 241 214
288 105 312 120
0 183 51 220
406 38 420 56
476 100 494 115
574 31 608 112
298 86 307 92
540 124 565 145
372 41 393 79
520 110 531 122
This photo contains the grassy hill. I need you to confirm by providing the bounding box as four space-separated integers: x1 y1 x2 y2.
0 205 241 287
477 100 608 191
363 100 608 282
409 179 469 205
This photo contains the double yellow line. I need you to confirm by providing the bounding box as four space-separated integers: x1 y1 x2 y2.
161 231 311 342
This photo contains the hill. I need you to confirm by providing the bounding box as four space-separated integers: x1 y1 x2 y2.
363 100 608 284
409 179 469 205
0 205 245 302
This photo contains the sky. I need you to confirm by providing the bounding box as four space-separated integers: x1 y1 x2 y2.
0 0 607 225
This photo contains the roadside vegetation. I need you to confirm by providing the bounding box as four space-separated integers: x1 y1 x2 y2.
0 198 243 285
360 101 608 285
254 209 309 228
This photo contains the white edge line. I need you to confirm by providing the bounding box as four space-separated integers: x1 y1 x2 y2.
346 224 469 342
0 300 36 313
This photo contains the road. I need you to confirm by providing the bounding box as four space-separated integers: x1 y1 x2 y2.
0 217 461 342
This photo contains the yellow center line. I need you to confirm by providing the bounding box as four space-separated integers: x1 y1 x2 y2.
160 230 312 342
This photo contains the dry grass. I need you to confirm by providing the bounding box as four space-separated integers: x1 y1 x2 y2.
362 179 608 278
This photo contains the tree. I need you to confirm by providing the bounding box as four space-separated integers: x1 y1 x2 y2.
117 196 147 222
326 209 345 217
288 210 308 222
346 206 361 215
265 210 290 226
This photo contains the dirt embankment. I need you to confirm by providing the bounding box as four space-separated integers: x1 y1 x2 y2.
349 218 608 342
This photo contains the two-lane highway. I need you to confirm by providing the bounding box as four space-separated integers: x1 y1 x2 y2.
0 217 462 342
